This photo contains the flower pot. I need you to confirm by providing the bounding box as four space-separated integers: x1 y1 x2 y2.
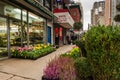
42 75 59 80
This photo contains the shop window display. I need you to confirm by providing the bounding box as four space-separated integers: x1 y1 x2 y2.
0 1 46 58
9 10 27 47
0 17 7 57
10 10 27 47
29 12 45 45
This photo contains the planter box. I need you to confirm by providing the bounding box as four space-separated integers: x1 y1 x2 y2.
42 76 59 80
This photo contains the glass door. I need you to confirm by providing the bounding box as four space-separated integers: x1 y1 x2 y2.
0 17 8 58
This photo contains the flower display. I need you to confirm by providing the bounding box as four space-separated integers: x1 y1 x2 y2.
11 44 55 59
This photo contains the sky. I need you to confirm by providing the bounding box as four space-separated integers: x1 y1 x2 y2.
73 0 104 30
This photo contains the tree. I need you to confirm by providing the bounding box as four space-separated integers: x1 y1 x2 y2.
73 22 83 31
114 14 120 22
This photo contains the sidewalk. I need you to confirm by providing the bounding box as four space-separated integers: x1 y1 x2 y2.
0 45 75 80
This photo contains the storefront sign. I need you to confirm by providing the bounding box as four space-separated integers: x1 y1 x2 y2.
4 6 13 16
58 15 67 22
54 9 74 28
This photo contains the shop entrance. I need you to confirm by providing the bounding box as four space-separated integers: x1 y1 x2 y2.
47 26 51 44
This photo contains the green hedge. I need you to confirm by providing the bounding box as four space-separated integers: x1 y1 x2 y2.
74 57 92 80
85 25 120 80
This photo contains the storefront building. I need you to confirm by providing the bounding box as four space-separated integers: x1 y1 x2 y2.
0 0 53 58
53 9 74 45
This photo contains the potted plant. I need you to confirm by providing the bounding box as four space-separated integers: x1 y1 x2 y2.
43 56 76 80
73 22 83 31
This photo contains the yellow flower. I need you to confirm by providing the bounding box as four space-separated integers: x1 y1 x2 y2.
11 49 15 52
44 45 47 48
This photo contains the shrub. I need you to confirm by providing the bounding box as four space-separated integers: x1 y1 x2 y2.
74 57 92 80
85 25 120 80
70 46 81 59
73 22 83 30
74 38 87 57
43 56 76 80
60 46 82 59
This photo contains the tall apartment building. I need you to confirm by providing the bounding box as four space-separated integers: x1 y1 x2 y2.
105 0 120 26
91 1 105 26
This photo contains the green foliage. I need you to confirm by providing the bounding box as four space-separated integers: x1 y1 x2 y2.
85 25 120 80
0 50 8 57
0 36 4 46
73 22 83 30
11 46 55 60
114 14 120 22
74 37 87 57
74 57 92 80
116 3 120 11
60 47 82 59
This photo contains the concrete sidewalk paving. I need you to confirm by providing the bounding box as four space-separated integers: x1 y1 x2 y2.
0 45 75 80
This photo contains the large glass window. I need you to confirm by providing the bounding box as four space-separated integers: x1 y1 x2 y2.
29 12 45 45
10 10 27 48
10 20 22 47
0 17 7 58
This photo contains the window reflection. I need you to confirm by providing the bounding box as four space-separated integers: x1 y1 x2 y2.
29 12 45 45
10 20 22 46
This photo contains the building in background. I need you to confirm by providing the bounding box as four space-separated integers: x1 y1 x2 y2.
104 0 111 25
53 0 75 46
69 2 83 23
69 2 83 35
91 1 105 26
105 0 120 26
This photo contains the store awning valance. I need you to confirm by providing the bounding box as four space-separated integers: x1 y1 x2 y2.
54 9 74 28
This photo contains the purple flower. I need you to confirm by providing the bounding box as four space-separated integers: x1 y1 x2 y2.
43 56 76 80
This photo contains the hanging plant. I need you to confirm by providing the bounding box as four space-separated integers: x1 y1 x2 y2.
116 3 120 11
114 14 120 22
73 22 83 31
